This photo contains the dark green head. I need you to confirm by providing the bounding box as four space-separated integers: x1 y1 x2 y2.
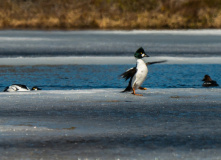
134 47 149 59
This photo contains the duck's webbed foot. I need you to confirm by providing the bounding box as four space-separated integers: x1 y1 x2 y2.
139 86 147 90
132 88 143 96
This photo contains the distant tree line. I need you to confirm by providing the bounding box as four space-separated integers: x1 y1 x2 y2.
1 0 221 29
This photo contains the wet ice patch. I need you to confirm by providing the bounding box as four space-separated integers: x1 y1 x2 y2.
0 125 53 134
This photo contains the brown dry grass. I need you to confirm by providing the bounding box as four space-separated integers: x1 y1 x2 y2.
1 0 221 30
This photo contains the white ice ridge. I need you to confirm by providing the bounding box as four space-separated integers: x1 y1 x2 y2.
0 56 221 66
42 29 221 35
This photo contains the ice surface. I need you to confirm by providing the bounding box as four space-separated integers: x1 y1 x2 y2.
1 30 221 57
0 56 221 66
0 88 221 160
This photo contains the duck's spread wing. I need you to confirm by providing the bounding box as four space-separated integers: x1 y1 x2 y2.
121 67 137 81
146 60 167 65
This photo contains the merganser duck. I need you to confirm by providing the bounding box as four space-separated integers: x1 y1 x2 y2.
121 47 166 96
3 84 41 92
202 75 219 87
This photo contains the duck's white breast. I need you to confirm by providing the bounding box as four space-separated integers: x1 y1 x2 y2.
131 59 148 89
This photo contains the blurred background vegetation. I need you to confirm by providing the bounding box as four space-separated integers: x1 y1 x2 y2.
1 0 221 30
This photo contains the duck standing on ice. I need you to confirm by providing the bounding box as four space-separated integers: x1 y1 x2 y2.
121 47 149 96
121 47 166 96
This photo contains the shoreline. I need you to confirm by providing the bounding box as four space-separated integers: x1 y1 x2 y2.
2 28 221 33
1 0 221 31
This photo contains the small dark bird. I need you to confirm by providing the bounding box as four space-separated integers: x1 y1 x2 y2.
202 75 219 87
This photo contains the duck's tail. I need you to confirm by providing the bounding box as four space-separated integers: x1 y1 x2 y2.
121 78 132 92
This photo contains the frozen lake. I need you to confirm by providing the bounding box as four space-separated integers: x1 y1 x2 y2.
0 88 221 160
0 30 220 91
0 30 220 159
